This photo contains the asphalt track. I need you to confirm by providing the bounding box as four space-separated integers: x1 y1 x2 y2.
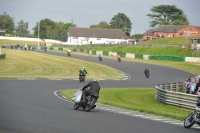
0 50 198 133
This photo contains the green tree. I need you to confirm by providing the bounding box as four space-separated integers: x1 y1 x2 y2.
172 20 189 25
110 13 132 37
33 18 76 41
147 5 189 27
54 22 76 41
15 19 30 37
33 18 56 39
0 12 15 35
131 34 142 39
61 23 76 41
90 21 111 29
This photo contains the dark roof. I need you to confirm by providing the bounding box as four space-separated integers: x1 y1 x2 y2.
142 29 155 36
68 27 130 39
154 25 187 32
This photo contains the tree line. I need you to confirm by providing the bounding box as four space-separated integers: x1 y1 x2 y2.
0 5 189 41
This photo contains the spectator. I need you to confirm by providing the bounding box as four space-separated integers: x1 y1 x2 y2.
185 77 191 93
189 78 196 94
195 78 200 95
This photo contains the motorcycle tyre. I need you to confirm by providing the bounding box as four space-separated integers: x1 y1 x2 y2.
85 97 97 112
184 112 195 128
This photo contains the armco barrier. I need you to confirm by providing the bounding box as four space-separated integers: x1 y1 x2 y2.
117 52 126 57
80 49 84 52
155 86 199 110
103 51 109 56
92 50 96 55
0 54 6 59
135 54 143 59
149 55 185 62
58 47 63 51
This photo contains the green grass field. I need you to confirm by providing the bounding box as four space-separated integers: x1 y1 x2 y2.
0 39 44 46
60 88 192 120
0 49 124 79
137 37 189 45
82 46 198 57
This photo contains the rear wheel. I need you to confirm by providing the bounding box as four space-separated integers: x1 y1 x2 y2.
184 112 196 128
85 97 97 112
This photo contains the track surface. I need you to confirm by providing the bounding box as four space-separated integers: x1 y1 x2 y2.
0 50 198 133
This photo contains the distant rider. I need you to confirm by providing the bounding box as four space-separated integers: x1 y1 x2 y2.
117 55 121 60
144 68 150 77
81 77 100 102
98 53 102 59
79 67 87 78
67 48 71 54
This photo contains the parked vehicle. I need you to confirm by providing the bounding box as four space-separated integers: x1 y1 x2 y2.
184 103 200 128
72 89 98 112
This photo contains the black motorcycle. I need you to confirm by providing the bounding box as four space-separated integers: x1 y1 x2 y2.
99 57 102 61
73 89 98 112
184 104 200 128
79 74 85 82
145 72 150 78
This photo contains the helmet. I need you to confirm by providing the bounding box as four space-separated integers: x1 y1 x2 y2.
93 77 99 82
82 67 85 69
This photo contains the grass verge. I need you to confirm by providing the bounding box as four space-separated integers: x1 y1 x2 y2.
0 49 124 79
82 46 198 57
60 88 192 121
67 52 200 75
0 39 44 46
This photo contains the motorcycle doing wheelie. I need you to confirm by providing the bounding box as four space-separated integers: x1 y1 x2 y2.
72 88 98 112
184 103 200 128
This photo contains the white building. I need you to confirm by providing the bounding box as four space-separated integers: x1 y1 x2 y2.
67 27 130 45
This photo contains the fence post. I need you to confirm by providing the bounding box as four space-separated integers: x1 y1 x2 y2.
176 83 179 92
170 83 173 91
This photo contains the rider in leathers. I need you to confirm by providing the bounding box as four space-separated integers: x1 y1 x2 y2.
144 68 149 77
81 78 100 102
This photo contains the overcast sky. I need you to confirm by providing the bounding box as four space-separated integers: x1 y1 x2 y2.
0 0 200 35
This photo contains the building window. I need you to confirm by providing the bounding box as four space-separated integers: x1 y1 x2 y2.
97 38 101 40
73 37 78 39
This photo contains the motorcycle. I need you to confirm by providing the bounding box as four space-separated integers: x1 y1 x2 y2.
79 74 85 82
118 58 121 62
72 88 98 112
145 72 150 78
184 103 200 128
99 57 102 61
67 52 71 57
44 47 47 52
31 46 34 51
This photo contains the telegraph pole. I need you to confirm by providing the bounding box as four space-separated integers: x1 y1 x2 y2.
38 22 40 46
